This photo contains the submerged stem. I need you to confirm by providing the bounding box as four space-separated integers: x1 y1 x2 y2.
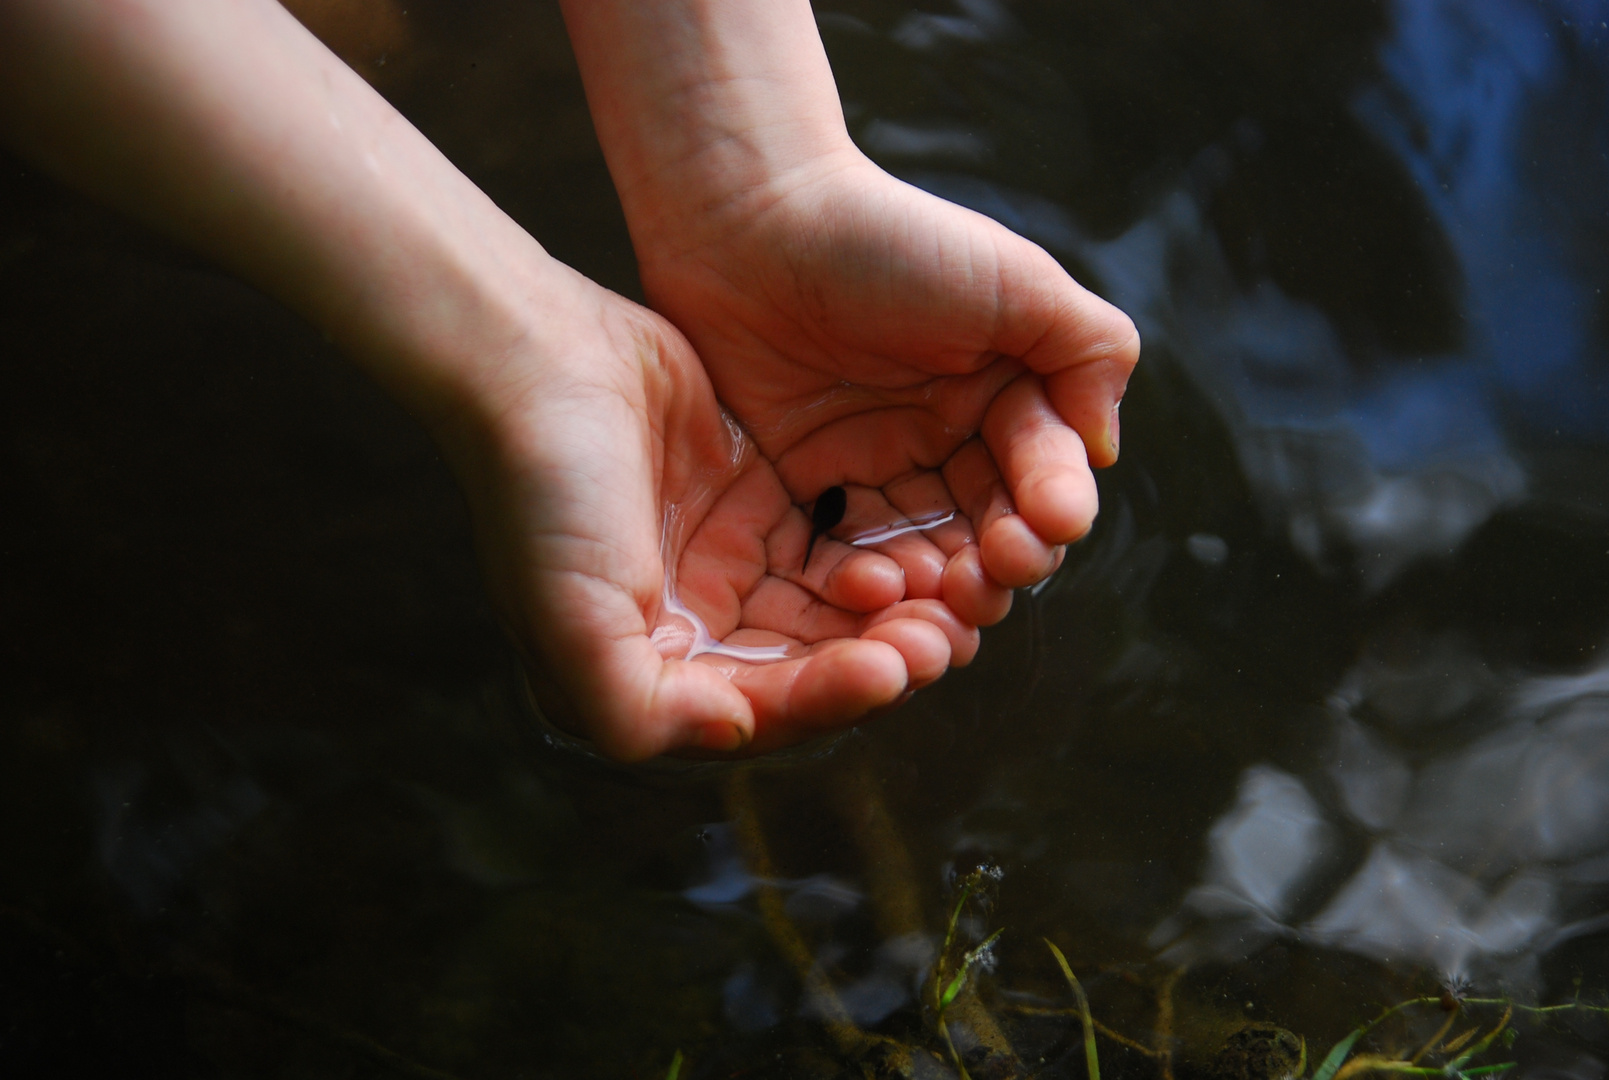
1044 939 1100 1080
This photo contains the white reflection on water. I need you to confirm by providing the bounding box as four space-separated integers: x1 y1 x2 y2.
1157 645 1609 985
1326 717 1411 831
1150 766 1335 956
1357 0 1609 441
1305 845 1557 977
846 508 957 546
1398 697 1609 870
654 504 796 664
1087 185 1528 590
1198 766 1332 920
809 932 934 1027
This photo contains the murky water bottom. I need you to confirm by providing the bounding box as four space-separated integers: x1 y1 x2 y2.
3 0 1609 1076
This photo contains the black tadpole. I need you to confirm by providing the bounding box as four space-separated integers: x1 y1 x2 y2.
803 485 847 570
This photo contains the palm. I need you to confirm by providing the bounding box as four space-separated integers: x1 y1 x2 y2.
636 156 1139 613
457 272 972 760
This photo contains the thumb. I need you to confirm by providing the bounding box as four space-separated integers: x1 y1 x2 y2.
536 630 758 762
520 568 758 761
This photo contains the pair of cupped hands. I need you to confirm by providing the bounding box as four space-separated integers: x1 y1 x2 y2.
0 0 1139 766
0 0 1136 764
478 146 1139 762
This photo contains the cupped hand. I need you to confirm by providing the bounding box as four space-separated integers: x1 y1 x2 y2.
444 261 977 761
630 150 1140 627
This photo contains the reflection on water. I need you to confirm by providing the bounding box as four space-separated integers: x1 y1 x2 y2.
896 0 1609 590
1157 646 1609 987
2 0 1609 1075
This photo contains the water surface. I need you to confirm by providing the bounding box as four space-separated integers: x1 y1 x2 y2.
2 0 1608 1076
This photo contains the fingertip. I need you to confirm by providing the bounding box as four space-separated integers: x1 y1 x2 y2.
944 619 982 668
879 537 947 600
786 639 908 729
862 617 952 689
1016 461 1098 546
982 374 1102 544
694 720 748 753
980 512 1059 589
841 639 911 708
1079 394 1125 470
943 546 1014 627
597 660 753 762
824 549 907 611
864 598 980 669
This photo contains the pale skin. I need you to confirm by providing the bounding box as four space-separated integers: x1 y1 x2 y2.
0 0 1138 761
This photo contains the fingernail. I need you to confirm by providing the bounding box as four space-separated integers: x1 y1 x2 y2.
1108 401 1121 459
696 721 747 752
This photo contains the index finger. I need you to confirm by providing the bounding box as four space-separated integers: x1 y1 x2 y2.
992 241 1140 468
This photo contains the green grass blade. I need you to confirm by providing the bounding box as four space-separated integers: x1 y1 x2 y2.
940 928 1003 1012
1316 1062 1514 1078
664 1049 683 1080
940 969 969 1012
1314 997 1444 1080
943 876 978 960
1044 939 1099 1080
1446 1006 1511 1075
1311 1030 1363 1080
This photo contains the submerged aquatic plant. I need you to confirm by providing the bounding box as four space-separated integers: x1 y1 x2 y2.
932 864 1009 1080
1045 939 1100 1080
711 766 1608 1080
934 865 1003 1009
1025 944 1609 1080
1308 993 1609 1080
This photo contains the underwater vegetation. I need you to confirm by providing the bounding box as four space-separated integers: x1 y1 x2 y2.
645 766 1609 1080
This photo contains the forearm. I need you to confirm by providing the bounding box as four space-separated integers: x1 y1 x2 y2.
557 0 860 247
0 0 551 434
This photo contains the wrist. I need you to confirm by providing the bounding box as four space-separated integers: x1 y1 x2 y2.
559 0 862 254
330 214 586 467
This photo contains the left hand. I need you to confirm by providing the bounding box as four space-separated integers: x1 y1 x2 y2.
631 149 1140 627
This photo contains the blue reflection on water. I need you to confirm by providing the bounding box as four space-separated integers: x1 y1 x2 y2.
1355 0 1609 444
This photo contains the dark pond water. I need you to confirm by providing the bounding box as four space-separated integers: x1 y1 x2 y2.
3 0 1609 1076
